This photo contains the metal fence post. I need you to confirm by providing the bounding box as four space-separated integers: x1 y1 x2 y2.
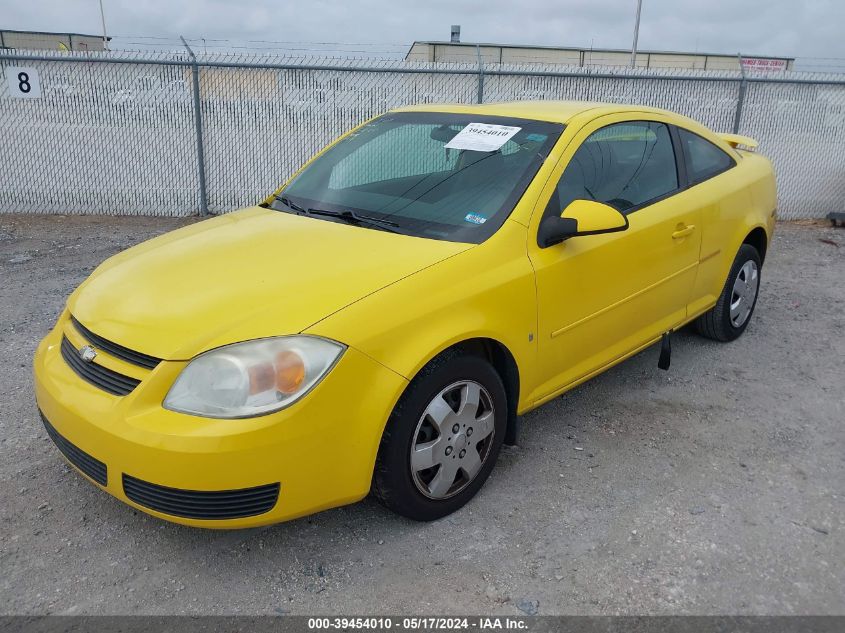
180 36 209 216
476 45 485 103
733 52 748 134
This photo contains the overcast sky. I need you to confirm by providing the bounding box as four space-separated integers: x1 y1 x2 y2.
4 0 844 69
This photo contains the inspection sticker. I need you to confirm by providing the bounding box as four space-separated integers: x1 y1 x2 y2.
445 123 521 152
464 213 488 225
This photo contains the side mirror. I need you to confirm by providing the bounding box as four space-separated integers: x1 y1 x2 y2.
537 199 629 248
430 125 458 143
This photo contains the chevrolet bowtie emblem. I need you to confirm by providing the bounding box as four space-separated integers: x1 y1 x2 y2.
79 345 97 363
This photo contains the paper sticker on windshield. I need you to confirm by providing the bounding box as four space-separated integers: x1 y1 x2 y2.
464 213 488 225
445 123 521 152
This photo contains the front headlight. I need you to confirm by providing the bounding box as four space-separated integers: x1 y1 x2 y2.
163 336 346 418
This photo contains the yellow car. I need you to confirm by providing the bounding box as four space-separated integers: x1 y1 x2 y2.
34 101 776 527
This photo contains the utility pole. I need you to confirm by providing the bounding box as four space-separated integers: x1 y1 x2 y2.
630 0 643 68
98 0 109 50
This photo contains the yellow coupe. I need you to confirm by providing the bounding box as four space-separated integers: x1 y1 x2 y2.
34 101 776 527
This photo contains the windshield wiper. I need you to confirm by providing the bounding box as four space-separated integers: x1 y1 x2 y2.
306 208 402 233
271 196 402 233
271 195 307 214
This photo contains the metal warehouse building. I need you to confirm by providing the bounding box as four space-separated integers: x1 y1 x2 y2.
405 41 795 72
0 29 110 52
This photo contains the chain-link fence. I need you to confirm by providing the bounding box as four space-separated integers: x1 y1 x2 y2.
1 49 844 219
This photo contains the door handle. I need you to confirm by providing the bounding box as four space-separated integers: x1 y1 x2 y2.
672 224 696 239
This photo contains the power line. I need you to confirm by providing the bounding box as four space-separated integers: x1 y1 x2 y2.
114 34 410 48
121 42 406 54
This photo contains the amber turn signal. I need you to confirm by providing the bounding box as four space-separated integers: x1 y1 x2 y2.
275 350 306 394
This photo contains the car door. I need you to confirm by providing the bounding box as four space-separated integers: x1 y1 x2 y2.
526 115 702 405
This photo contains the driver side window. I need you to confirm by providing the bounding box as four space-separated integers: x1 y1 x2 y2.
553 121 678 214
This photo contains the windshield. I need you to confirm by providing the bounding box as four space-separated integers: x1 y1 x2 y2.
272 112 563 243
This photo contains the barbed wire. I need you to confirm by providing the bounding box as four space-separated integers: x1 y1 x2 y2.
8 33 845 73
114 34 412 46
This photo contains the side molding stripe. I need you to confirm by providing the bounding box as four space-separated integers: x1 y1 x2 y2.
550 261 699 339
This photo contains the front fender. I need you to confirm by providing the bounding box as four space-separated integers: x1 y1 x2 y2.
305 220 538 413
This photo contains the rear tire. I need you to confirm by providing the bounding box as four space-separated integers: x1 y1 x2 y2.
372 351 507 521
695 243 762 342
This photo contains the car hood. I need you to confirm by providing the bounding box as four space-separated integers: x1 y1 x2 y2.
68 207 471 360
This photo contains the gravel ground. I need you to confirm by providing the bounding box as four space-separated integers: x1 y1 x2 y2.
0 215 842 616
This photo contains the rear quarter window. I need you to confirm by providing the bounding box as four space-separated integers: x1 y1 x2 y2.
679 128 736 185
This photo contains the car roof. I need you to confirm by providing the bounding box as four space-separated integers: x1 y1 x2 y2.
392 100 677 125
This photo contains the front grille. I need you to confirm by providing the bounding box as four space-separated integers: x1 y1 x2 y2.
60 336 140 396
41 412 107 486
123 475 280 520
71 316 162 370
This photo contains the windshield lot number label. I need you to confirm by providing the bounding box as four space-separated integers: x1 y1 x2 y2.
5 67 42 99
445 123 521 152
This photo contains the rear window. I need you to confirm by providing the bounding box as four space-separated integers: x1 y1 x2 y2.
679 128 736 184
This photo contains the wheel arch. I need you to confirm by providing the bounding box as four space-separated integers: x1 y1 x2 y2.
743 225 769 265
411 337 522 446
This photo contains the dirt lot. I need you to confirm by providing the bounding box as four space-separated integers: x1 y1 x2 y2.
0 215 842 616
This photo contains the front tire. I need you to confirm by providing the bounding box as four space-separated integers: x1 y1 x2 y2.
372 352 507 521
695 243 762 341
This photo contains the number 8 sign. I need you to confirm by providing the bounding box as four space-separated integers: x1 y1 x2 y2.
5 67 43 99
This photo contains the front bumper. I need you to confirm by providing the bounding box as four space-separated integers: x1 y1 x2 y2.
33 313 408 528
